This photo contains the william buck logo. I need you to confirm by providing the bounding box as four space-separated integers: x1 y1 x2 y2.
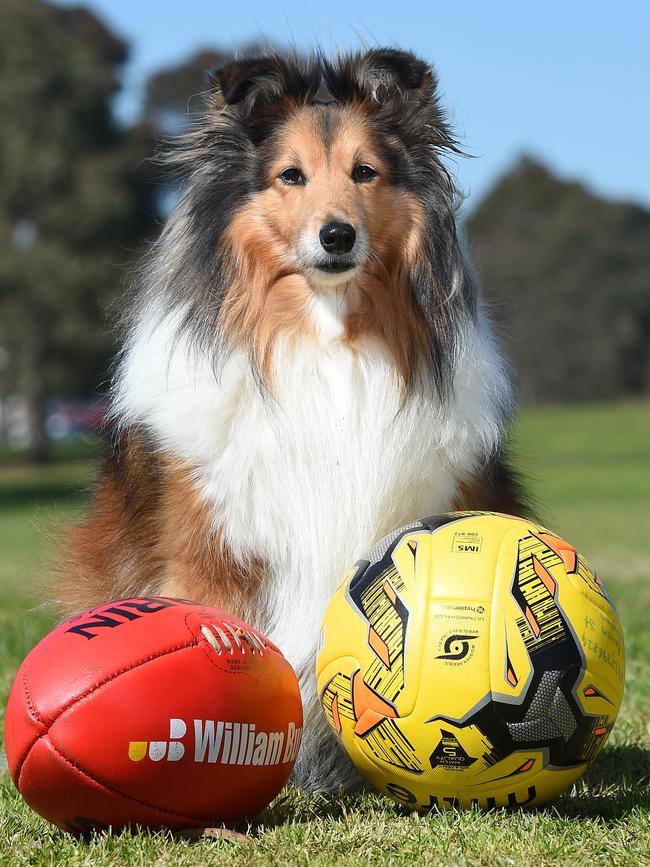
129 718 302 767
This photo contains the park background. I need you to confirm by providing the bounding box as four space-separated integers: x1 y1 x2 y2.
0 1 648 864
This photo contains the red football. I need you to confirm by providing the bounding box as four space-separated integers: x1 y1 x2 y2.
4 597 302 833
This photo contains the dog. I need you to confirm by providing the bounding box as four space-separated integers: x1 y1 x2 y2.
55 48 528 793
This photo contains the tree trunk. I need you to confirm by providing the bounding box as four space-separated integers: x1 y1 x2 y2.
22 306 49 463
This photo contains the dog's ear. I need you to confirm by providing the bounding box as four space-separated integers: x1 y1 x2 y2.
211 57 285 108
322 48 435 105
323 48 460 157
209 55 321 140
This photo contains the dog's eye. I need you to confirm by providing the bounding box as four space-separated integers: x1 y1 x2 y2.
279 167 305 186
352 164 378 183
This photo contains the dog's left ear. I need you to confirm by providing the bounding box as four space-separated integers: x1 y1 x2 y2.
324 48 460 157
323 48 435 105
360 48 434 98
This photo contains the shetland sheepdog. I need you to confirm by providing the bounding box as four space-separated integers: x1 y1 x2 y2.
56 48 528 793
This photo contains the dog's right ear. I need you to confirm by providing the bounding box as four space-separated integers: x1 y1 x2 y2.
209 55 320 133
210 58 283 108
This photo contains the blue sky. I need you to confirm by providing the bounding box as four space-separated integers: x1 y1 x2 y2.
55 0 650 210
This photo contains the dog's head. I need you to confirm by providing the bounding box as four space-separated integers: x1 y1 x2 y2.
156 49 474 392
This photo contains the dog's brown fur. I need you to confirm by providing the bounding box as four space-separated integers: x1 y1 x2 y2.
57 427 263 617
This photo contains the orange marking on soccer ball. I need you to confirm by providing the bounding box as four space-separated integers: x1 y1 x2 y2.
533 556 557 597
524 605 541 638
368 626 391 667
537 532 578 574
331 693 342 734
383 580 397 605
351 670 397 736
507 665 519 687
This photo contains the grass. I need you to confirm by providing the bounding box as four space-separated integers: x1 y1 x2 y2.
0 402 649 866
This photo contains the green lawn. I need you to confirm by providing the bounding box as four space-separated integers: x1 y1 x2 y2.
1 403 649 866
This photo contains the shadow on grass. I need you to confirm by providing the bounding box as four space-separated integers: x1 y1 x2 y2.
0 439 100 466
252 745 650 834
254 788 372 832
0 440 99 510
0 483 89 509
550 744 650 820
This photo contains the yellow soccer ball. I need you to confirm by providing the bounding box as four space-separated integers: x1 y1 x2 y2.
316 513 625 810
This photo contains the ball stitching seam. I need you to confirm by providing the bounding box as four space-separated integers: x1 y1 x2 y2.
45 736 221 825
14 641 197 788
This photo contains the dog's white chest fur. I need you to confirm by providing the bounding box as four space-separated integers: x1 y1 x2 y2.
116 300 508 789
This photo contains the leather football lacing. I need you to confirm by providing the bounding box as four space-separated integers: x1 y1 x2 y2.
199 623 267 656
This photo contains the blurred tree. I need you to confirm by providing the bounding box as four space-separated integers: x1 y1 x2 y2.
145 48 231 129
0 0 159 460
144 41 282 130
2 5 644 460
466 157 650 404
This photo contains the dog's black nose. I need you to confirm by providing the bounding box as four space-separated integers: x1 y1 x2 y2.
319 221 356 254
